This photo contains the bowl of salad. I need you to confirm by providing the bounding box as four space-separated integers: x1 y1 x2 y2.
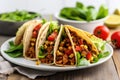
0 10 41 36
55 2 108 33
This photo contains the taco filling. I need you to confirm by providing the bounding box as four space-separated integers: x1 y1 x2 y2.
26 23 42 58
55 28 76 65
38 22 59 64
70 31 98 63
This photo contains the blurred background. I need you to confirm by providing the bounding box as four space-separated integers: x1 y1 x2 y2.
0 0 119 14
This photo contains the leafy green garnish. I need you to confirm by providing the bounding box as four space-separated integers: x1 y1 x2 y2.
47 21 59 37
38 45 46 58
97 4 108 19
0 10 41 22
4 41 23 58
78 58 90 66
98 51 110 59
59 2 108 22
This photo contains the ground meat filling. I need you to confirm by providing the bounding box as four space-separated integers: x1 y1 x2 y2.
70 31 96 62
40 40 54 63
39 30 58 64
26 24 42 58
56 35 76 65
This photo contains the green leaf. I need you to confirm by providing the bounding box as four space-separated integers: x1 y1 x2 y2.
102 51 110 57
39 45 46 59
76 2 84 9
98 51 110 59
5 41 23 53
76 52 81 65
97 5 108 19
4 41 23 58
86 8 97 21
6 51 23 58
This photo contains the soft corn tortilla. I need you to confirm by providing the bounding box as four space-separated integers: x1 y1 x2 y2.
23 20 46 60
64 25 99 55
54 25 77 66
36 22 51 59
14 20 38 45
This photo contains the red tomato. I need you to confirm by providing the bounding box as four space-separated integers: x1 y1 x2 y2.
33 31 37 38
48 32 58 41
65 49 73 55
93 25 110 40
79 39 83 45
111 31 120 48
75 46 81 51
86 52 92 60
34 24 42 31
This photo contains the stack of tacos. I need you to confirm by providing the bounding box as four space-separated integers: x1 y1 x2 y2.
13 20 107 66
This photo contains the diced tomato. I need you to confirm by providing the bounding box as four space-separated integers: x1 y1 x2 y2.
75 46 81 51
79 39 83 45
65 49 73 55
86 52 92 60
34 24 42 31
33 31 37 38
48 32 58 41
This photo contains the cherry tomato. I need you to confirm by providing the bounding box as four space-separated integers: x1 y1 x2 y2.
93 25 110 40
111 31 120 48
48 32 58 41
86 52 92 60
65 49 73 55
75 46 81 51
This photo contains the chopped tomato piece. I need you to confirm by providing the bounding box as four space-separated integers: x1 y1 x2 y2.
86 52 92 60
48 32 58 41
33 31 37 38
34 24 42 31
65 49 73 55
75 46 81 51
79 39 83 45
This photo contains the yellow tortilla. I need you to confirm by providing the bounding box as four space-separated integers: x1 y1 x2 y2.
64 25 99 55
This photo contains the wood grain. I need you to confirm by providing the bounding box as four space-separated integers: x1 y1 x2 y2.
112 49 120 79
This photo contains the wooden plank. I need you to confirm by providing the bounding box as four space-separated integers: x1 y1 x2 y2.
112 49 120 79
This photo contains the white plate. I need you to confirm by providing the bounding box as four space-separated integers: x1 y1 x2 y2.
0 37 113 71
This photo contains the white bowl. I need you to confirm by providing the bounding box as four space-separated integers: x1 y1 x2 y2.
55 13 107 33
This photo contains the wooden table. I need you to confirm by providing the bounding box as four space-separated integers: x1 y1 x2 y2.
0 16 120 80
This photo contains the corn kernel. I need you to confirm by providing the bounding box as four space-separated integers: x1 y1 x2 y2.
36 60 41 65
69 53 74 58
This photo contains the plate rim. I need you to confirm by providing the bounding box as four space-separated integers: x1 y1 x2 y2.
0 37 113 71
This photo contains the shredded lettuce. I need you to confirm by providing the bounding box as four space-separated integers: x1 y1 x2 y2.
47 21 59 35
77 58 90 66
39 45 46 58
90 36 106 51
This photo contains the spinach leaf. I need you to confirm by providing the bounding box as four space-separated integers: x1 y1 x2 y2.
59 2 108 22
5 42 23 53
86 8 97 21
97 5 108 19
4 41 23 58
6 51 23 58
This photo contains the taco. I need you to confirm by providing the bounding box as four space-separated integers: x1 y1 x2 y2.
64 25 99 66
37 21 60 64
14 20 38 45
54 25 77 66
23 20 47 60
